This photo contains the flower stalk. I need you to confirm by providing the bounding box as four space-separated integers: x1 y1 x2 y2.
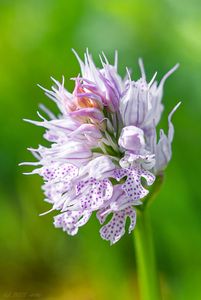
134 209 161 300
140 175 164 211
134 176 164 300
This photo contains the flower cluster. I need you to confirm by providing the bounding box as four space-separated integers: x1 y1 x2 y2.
22 50 180 244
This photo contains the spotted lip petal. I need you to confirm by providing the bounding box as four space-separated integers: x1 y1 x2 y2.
54 210 92 236
22 49 179 244
39 163 78 206
99 206 136 245
78 178 113 210
114 166 155 202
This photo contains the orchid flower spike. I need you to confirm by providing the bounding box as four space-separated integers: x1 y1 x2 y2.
21 50 180 245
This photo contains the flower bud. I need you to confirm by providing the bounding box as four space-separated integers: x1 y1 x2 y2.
118 126 145 153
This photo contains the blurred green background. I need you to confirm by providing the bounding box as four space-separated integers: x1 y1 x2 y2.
0 0 201 299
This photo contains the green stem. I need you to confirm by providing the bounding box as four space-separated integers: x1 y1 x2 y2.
134 210 161 300
141 175 164 211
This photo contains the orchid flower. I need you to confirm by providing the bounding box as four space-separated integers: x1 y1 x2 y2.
21 50 180 245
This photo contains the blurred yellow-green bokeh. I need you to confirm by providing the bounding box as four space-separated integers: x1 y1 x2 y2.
0 0 201 299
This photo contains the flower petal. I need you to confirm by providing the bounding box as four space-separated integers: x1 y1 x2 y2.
99 207 136 245
77 178 113 210
54 210 91 235
154 102 181 173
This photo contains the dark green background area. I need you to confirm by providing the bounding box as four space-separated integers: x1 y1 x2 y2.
0 0 201 299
